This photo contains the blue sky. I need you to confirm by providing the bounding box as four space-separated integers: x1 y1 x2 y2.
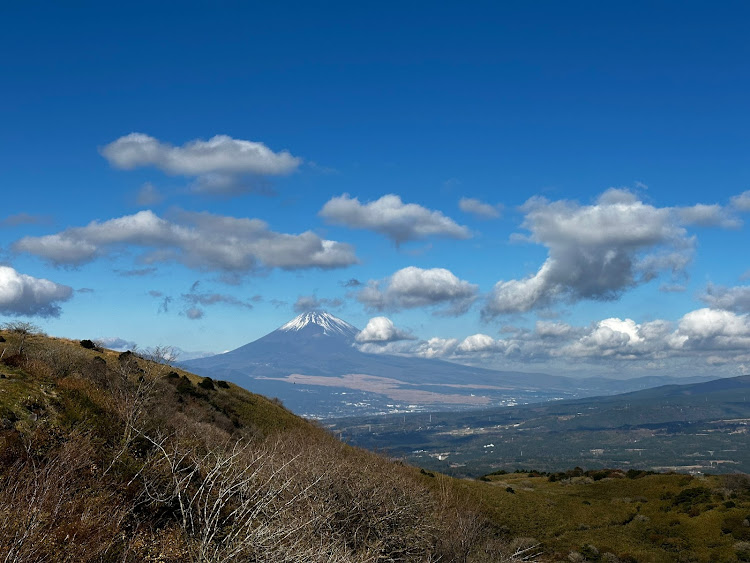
2 1 749 377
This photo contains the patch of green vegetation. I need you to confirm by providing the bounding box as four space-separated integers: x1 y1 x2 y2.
463 470 750 562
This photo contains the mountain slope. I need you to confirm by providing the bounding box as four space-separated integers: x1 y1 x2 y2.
183 311 582 417
0 325 520 562
184 311 717 418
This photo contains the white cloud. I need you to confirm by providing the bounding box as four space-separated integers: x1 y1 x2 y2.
414 337 461 359
483 189 693 317
319 194 471 244
563 318 649 358
101 133 301 176
101 133 301 196
675 203 741 229
357 266 478 315
355 316 415 343
0 265 73 317
535 320 577 338
456 333 498 353
458 197 502 219
670 308 750 350
730 190 750 212
354 308 750 374
14 210 358 273
701 283 750 313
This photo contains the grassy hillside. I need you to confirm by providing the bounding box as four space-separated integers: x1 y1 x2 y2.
0 324 525 563
467 469 750 563
4 324 750 563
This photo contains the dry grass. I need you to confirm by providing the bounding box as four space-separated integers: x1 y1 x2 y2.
0 329 531 562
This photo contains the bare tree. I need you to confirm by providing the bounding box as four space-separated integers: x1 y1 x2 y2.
1 321 42 356
103 347 175 475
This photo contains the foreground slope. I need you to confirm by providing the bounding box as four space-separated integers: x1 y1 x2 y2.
184 311 716 418
0 325 523 563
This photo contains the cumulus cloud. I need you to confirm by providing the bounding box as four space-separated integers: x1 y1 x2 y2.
293 295 344 313
669 308 750 351
101 133 300 196
700 283 750 313
378 308 750 375
675 203 741 229
413 337 461 359
353 304 750 375
14 209 358 273
483 189 693 317
458 197 502 219
730 190 750 212
0 265 73 317
101 133 301 181
456 333 500 353
535 320 578 339
563 318 651 358
319 194 471 245
357 266 478 315
355 316 415 344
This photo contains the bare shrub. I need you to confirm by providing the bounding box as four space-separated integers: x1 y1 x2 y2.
22 339 91 379
0 434 128 562
138 432 350 562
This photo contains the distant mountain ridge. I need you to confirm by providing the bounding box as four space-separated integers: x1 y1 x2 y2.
329 373 750 476
184 311 718 418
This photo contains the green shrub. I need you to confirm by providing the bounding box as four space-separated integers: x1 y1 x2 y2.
673 487 712 511
198 377 215 390
176 376 195 394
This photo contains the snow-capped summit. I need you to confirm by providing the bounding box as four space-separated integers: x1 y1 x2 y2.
278 311 359 338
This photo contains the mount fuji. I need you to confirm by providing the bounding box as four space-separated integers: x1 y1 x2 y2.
182 312 714 418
